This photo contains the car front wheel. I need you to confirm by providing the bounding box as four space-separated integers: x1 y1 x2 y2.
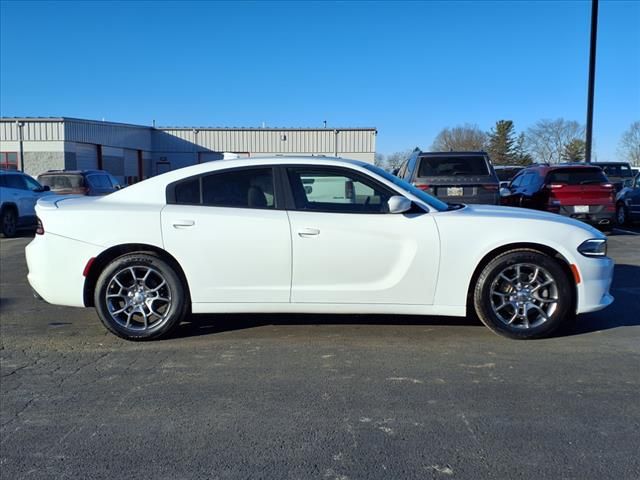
473 249 573 339
94 253 188 340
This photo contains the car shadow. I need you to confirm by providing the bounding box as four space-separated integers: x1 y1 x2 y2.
169 313 482 339
560 263 640 336
167 264 639 340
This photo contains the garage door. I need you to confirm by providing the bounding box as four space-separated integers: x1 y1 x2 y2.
76 144 98 170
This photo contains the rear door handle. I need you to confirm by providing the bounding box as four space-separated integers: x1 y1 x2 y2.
298 227 320 237
173 219 195 229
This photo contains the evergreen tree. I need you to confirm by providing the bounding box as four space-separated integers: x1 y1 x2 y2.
513 133 534 165
561 138 586 162
487 120 516 165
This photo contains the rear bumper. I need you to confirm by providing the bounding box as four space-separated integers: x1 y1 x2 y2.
558 211 615 226
26 233 101 308
576 255 615 314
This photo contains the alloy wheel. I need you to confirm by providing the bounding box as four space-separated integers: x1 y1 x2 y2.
489 263 559 329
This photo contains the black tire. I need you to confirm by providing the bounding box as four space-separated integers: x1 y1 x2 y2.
473 249 573 340
1 207 18 238
616 203 629 226
94 253 187 340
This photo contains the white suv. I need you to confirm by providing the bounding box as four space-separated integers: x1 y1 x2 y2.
0 170 51 237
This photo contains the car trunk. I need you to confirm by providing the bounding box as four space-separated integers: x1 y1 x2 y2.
545 168 615 216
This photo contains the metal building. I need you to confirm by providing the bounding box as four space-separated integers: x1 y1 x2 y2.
0 117 377 183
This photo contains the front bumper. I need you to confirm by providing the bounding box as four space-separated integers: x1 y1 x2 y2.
575 255 615 314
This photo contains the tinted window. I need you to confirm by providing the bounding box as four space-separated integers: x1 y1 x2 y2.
417 156 489 176
288 168 391 213
39 174 84 190
496 167 523 181
174 178 201 204
598 164 633 178
511 174 524 188
546 168 608 185
87 175 114 189
202 168 274 208
24 176 43 191
4 174 26 189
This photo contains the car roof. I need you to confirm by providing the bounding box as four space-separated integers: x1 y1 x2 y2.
0 169 27 175
418 151 487 157
39 169 109 175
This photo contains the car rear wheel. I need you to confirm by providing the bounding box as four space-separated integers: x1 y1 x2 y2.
616 203 628 226
94 253 187 340
1 208 18 238
473 249 572 339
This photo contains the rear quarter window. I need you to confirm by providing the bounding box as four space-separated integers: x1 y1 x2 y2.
418 156 490 177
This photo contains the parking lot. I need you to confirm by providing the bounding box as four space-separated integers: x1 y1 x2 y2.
1 230 639 480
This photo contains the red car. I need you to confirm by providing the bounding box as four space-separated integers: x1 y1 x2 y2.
501 164 616 228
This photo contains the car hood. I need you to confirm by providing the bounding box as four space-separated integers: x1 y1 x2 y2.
449 203 604 237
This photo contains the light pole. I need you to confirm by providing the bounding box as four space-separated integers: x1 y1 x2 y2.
585 0 598 163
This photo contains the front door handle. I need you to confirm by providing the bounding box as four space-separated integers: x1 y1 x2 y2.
173 219 195 229
298 227 320 237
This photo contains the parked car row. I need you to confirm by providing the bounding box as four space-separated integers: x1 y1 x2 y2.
392 152 636 231
0 169 122 237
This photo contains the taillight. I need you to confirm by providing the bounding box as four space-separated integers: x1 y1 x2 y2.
548 183 565 189
36 217 44 235
413 183 430 191
481 184 499 191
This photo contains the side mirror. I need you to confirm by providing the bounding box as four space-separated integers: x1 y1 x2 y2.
36 185 50 192
388 195 412 214
499 187 511 197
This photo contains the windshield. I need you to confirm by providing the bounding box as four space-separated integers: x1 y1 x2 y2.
546 168 608 185
362 164 449 211
418 155 490 177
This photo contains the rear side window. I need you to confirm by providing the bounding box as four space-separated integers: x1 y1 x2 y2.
418 156 489 177
169 168 275 209
546 168 608 185
4 174 26 189
39 174 84 190
599 164 633 178
496 168 523 182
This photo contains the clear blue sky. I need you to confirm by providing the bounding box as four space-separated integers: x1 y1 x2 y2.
1 0 639 159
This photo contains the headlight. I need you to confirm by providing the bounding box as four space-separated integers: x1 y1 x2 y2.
578 238 607 257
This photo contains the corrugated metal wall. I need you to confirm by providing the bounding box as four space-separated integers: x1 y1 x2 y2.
64 119 152 150
155 128 376 154
0 119 64 141
1 119 376 156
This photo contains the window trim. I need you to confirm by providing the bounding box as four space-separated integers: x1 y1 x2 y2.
166 165 281 210
283 165 397 214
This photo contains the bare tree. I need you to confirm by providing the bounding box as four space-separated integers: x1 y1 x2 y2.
385 149 414 172
374 152 386 168
525 118 585 164
431 124 487 152
618 121 640 166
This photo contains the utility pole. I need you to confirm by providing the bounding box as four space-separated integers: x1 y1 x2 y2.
585 0 598 163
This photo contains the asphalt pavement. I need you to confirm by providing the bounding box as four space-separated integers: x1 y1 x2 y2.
1 232 639 479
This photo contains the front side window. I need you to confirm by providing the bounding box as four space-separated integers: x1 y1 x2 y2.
24 176 43 192
87 175 113 189
288 167 391 213
170 168 275 209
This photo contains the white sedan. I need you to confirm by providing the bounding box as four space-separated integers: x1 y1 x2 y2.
26 157 614 340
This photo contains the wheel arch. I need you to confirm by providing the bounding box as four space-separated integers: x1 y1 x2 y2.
465 242 578 316
1 202 18 214
83 243 191 308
